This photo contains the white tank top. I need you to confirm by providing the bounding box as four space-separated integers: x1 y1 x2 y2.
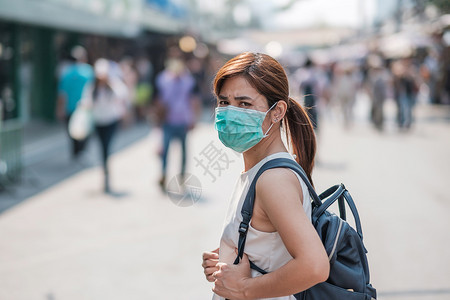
213 152 311 300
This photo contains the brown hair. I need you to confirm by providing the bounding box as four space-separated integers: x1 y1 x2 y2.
213 52 316 185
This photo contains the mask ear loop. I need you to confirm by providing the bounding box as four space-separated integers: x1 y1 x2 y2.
263 123 275 137
267 101 279 112
263 101 279 137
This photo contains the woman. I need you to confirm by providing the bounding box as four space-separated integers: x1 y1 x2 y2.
90 58 129 193
202 52 329 300
154 57 198 189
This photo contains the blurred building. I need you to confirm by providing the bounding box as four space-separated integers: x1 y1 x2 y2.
0 0 189 185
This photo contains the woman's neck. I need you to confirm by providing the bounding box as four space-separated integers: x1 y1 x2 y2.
242 129 287 172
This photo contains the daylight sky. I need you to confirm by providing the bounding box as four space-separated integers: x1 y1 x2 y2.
272 0 377 29
194 0 377 30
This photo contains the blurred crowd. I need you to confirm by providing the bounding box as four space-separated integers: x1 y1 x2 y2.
55 43 220 193
290 43 449 132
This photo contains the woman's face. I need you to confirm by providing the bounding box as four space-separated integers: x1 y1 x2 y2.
217 76 269 112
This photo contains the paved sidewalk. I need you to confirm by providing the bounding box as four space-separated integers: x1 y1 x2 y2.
0 103 449 300
0 121 150 213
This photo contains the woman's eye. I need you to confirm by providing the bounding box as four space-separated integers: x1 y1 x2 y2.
218 100 229 106
240 102 251 107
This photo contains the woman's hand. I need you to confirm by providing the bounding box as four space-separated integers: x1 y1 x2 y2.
202 248 219 282
212 251 252 300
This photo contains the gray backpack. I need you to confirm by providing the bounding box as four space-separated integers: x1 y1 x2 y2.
234 158 377 300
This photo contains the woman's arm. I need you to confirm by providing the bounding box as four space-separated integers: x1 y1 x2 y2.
213 168 329 299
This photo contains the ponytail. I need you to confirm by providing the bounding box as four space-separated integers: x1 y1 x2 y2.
284 97 316 186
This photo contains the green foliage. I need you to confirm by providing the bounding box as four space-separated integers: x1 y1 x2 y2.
428 0 450 14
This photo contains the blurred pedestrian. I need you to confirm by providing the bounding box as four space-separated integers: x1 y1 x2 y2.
134 56 154 122
87 58 129 193
202 52 329 299
392 59 418 130
56 46 94 160
422 49 440 104
298 58 320 131
366 55 390 131
119 57 138 125
332 62 358 129
154 56 199 190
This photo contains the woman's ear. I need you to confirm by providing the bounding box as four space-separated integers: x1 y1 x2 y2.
272 101 287 122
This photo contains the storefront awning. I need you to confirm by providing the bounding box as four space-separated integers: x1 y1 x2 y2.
0 0 190 36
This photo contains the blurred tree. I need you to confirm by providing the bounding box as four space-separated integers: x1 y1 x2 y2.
425 0 450 14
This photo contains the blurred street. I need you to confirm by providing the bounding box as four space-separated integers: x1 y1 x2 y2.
0 121 150 213
0 102 449 300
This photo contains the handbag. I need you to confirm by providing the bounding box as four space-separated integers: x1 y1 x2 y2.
234 158 377 300
68 105 94 141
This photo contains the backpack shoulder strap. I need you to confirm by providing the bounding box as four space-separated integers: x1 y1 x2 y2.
234 157 321 265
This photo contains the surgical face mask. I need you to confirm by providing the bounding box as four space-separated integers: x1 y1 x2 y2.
214 102 278 153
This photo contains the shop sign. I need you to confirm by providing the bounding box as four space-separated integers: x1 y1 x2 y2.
145 0 187 18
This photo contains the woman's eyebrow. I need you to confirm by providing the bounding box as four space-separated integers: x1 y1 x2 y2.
218 94 254 101
235 96 254 101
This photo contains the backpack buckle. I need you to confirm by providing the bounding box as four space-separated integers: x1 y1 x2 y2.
239 222 249 234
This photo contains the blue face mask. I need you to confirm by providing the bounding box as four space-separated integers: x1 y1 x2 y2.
214 102 278 153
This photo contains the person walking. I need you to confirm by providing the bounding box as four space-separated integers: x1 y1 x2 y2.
366 56 389 131
202 52 329 300
134 56 154 122
56 46 94 160
332 62 358 129
392 59 418 130
154 56 198 190
298 58 320 131
88 58 129 193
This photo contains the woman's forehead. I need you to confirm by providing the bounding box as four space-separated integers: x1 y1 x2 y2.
220 76 265 100
221 76 252 90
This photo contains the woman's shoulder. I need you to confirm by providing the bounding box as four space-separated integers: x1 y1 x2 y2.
254 166 305 218
256 167 302 193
